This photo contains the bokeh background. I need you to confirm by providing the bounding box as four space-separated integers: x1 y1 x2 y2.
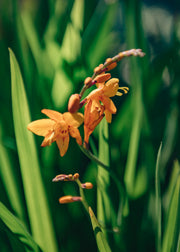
0 0 180 251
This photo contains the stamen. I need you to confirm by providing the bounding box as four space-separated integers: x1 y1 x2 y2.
116 87 129 96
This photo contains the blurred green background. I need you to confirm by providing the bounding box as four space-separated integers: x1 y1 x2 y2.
0 0 180 251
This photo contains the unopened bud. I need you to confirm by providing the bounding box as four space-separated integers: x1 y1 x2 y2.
105 62 117 71
81 182 93 189
73 173 80 180
59 195 82 204
68 94 80 113
94 64 104 75
84 77 92 86
52 174 68 182
94 73 111 83
67 174 73 180
105 58 113 64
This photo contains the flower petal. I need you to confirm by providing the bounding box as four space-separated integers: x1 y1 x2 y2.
84 100 104 144
105 110 112 123
56 135 70 157
101 96 117 114
41 109 63 121
27 119 55 136
69 127 82 145
63 112 84 127
41 131 55 146
103 78 119 97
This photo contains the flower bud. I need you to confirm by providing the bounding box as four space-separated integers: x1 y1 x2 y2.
73 173 79 180
94 64 104 75
68 94 80 113
52 174 68 182
94 73 111 83
59 195 82 204
67 174 73 180
84 77 92 86
105 58 113 64
81 182 93 189
105 62 117 71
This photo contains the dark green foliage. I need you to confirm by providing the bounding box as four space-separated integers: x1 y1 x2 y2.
0 0 180 251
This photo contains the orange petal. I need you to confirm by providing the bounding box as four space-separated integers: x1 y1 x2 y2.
63 112 84 128
101 96 117 114
84 125 93 144
27 119 55 136
86 88 102 101
56 135 69 157
41 109 63 121
41 131 55 146
103 78 119 97
104 110 112 123
69 127 82 145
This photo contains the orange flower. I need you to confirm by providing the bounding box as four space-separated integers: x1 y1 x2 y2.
84 99 104 145
86 78 128 123
27 109 84 156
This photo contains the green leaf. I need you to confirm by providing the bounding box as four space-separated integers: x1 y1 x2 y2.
83 2 118 69
51 64 73 109
9 48 58 252
123 0 148 198
60 0 84 62
0 123 24 220
162 161 180 252
97 119 111 226
155 143 162 252
0 202 41 252
89 207 112 252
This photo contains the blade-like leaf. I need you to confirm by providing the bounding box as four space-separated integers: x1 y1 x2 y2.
89 207 112 252
9 48 58 252
97 119 112 230
0 202 41 252
162 161 180 252
123 0 147 198
0 123 24 220
155 142 162 252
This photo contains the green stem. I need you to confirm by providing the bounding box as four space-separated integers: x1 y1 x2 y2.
79 144 126 221
76 178 90 213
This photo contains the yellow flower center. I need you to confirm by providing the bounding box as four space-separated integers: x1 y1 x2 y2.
55 121 69 137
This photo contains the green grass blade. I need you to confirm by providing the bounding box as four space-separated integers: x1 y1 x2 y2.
0 202 41 252
9 48 58 252
123 0 147 198
60 0 84 63
89 207 112 252
97 118 110 223
82 1 118 69
162 161 180 252
155 143 162 252
97 119 116 236
0 123 24 220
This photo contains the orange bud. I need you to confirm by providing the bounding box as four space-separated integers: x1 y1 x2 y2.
68 94 80 113
59 195 82 204
67 174 73 180
94 64 104 74
94 73 111 83
105 62 117 71
84 77 92 86
105 58 113 64
73 173 79 180
81 182 93 189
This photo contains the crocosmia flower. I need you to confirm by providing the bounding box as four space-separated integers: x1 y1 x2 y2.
84 99 104 145
27 109 83 156
86 78 128 123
